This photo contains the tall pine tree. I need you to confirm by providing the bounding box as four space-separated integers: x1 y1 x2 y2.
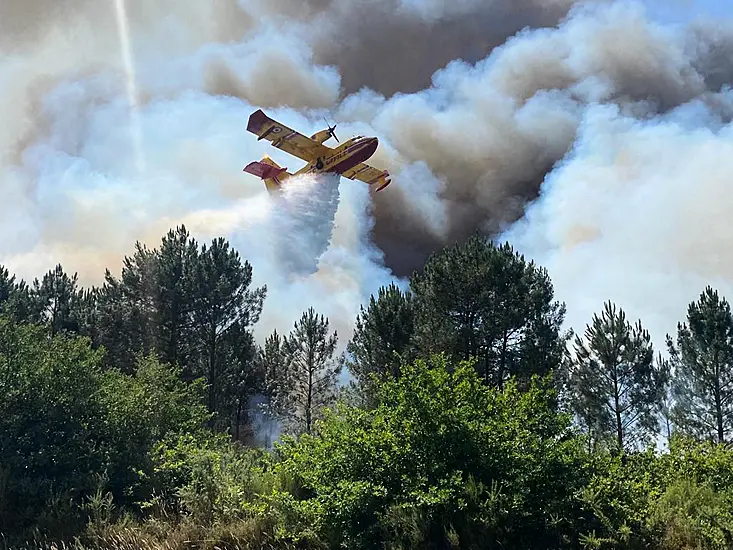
190 236 266 421
567 302 668 452
153 226 200 372
31 264 82 336
257 330 290 447
667 286 733 444
281 308 341 436
0 266 14 307
410 235 568 390
94 243 159 371
217 321 263 442
346 283 415 404
0 266 35 323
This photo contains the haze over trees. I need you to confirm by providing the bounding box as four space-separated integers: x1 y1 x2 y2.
2 225 733 549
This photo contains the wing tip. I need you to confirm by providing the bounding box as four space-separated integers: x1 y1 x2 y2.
247 109 269 134
375 179 391 192
374 171 391 192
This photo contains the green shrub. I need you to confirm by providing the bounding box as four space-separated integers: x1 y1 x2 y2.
274 355 591 550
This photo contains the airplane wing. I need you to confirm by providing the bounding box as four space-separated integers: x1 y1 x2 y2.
247 109 331 162
341 162 392 192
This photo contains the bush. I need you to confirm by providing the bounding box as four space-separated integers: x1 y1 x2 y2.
650 478 733 550
274 354 591 550
0 318 213 542
0 320 109 538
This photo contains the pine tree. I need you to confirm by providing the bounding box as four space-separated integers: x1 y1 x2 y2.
218 321 262 442
92 271 144 372
281 308 341 435
667 286 733 444
257 330 290 446
189 236 266 419
94 243 160 372
31 264 82 336
346 283 415 404
74 287 100 343
567 302 668 452
0 266 13 307
153 226 200 372
410 235 568 389
0 266 35 323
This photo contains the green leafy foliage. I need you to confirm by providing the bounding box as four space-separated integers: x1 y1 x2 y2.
275 355 590 549
7 229 733 550
98 353 212 508
0 317 211 541
650 478 733 550
0 319 107 537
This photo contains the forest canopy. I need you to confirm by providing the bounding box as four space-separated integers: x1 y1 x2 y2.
2 226 733 550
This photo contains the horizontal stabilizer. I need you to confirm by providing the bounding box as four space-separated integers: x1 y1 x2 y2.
243 160 288 180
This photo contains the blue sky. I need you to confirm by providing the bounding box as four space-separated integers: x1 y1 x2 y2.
641 0 731 24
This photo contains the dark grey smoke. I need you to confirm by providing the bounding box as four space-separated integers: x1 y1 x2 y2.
309 0 578 96
357 1 733 275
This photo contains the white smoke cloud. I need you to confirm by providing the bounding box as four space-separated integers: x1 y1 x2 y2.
4 0 733 364
504 98 733 348
0 46 394 351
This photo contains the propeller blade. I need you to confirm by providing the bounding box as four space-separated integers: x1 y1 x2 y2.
323 116 339 142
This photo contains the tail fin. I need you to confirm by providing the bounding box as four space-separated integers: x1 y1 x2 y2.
243 156 291 193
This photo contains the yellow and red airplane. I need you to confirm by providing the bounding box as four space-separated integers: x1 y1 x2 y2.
243 109 391 193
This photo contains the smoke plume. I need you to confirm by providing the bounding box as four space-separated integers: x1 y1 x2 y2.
356 0 733 275
3 0 733 356
0 0 577 343
503 97 733 349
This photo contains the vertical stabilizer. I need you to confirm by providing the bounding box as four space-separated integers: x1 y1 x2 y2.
243 156 291 193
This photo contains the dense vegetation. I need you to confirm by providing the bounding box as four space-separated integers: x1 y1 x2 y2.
2 225 733 549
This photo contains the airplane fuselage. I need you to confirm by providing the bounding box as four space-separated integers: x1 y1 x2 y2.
298 137 379 176
244 108 391 192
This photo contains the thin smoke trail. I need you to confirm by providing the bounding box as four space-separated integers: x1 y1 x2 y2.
113 0 145 173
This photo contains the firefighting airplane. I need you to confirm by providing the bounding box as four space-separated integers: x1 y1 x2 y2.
243 109 391 193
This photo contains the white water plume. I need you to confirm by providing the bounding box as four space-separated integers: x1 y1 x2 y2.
269 173 342 276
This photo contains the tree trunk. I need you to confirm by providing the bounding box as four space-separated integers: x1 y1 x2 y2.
208 325 217 419
235 398 242 442
613 364 623 452
715 380 724 444
498 327 509 390
306 365 313 434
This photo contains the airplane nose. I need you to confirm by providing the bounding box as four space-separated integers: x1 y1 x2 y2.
363 137 378 156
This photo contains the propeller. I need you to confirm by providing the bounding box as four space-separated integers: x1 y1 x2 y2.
323 117 339 143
